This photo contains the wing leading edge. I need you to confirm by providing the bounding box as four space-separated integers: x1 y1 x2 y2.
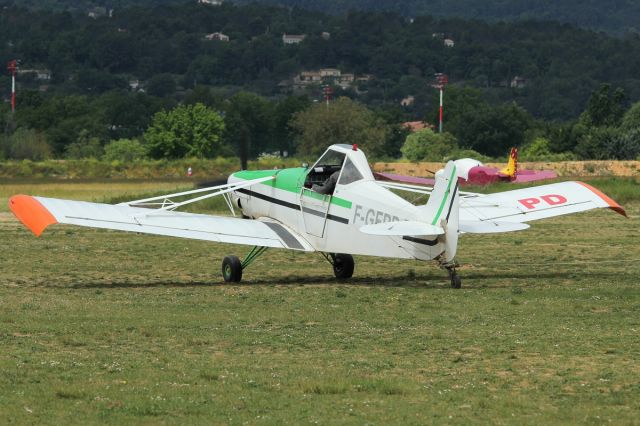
9 195 314 252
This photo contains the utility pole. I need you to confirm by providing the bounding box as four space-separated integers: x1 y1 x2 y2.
7 60 17 113
322 85 333 108
434 73 448 133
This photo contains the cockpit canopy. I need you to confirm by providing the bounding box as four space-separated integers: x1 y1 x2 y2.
304 145 374 193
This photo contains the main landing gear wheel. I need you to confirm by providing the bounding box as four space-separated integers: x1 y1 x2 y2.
222 255 242 283
448 269 462 289
333 254 355 279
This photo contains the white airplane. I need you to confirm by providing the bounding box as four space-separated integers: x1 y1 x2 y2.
9 144 626 288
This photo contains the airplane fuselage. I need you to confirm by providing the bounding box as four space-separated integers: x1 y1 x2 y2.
228 167 447 261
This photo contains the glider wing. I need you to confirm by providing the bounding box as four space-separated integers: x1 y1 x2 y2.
373 171 436 186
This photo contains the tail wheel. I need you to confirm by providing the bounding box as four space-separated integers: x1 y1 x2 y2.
333 254 354 279
450 271 462 289
222 255 242 283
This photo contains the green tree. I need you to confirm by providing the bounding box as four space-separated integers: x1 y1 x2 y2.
104 138 147 162
272 95 311 156
290 97 388 158
620 101 640 131
576 126 640 160
581 84 626 128
144 103 226 159
65 129 103 159
146 74 177 98
401 129 458 161
2 128 52 160
223 92 274 169
428 86 484 137
17 95 106 155
456 103 533 157
574 127 620 159
373 105 412 159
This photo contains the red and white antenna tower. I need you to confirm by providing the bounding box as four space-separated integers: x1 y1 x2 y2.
322 85 333 108
433 73 448 133
7 60 18 113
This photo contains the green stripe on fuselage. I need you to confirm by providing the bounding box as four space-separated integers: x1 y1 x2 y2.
232 168 353 209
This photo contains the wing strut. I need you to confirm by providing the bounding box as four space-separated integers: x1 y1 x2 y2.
120 176 275 216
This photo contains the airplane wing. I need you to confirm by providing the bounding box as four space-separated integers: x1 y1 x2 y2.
9 195 314 252
460 181 626 224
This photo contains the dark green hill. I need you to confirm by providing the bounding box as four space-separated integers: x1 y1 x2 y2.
2 2 640 122
238 0 640 35
6 0 640 35
0 0 184 12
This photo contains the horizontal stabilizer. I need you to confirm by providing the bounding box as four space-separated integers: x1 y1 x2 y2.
459 220 530 234
360 221 444 236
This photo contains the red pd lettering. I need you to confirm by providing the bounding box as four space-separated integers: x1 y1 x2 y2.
518 194 567 209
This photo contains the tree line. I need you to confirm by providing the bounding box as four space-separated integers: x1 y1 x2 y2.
10 0 640 36
3 83 640 165
3 3 640 120
241 0 640 36
0 3 639 163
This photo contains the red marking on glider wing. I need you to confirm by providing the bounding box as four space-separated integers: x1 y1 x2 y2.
512 170 557 183
576 182 627 217
8 195 58 237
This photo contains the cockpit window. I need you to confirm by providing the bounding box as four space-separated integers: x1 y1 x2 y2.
313 150 344 169
338 157 363 185
304 150 346 194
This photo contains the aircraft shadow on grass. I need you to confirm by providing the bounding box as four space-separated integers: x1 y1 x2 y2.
68 269 615 290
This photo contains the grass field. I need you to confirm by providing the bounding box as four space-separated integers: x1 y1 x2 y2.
0 180 639 424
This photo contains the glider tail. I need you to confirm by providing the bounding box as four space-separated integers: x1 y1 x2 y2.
423 161 460 262
500 147 518 179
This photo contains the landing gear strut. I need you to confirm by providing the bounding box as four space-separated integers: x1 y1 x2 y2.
438 255 462 289
221 246 268 283
448 267 462 289
322 253 355 279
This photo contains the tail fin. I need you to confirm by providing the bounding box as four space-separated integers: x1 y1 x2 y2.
424 161 460 262
499 147 518 179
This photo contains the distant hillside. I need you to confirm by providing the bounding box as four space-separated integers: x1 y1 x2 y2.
2 2 640 121
238 0 640 35
0 0 186 12
7 0 640 35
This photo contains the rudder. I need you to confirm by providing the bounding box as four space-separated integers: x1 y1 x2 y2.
500 147 518 178
424 161 460 262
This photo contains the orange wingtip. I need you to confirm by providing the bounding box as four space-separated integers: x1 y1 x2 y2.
8 195 58 237
576 182 627 218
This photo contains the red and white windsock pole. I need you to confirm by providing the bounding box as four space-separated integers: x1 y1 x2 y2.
322 85 333 108
7 60 17 113
434 73 448 133
439 89 444 133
